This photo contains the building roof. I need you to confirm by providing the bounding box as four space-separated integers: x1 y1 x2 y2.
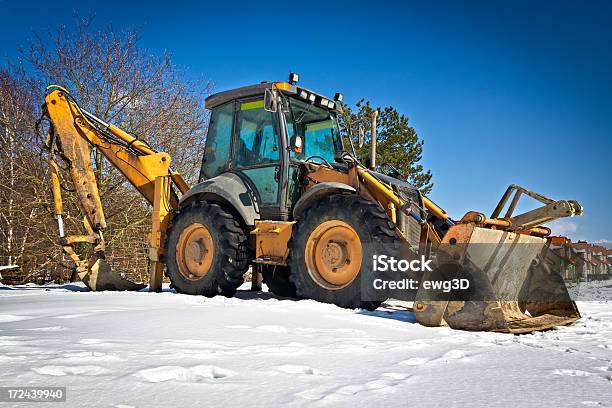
550 236 572 246
571 241 592 251
592 245 606 255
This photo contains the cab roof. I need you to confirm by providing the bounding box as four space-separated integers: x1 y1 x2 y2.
205 82 339 112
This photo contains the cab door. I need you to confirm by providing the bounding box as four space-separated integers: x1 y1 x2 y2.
233 98 282 219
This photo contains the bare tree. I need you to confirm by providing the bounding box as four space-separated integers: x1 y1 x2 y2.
0 68 60 280
0 18 212 282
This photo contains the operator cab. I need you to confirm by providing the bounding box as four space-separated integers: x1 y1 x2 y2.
200 79 344 221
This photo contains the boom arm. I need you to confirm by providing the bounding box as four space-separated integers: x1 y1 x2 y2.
43 87 189 291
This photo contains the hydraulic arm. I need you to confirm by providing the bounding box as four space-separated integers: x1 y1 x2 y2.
43 86 189 291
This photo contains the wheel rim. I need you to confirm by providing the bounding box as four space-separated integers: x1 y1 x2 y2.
305 220 362 290
176 223 215 280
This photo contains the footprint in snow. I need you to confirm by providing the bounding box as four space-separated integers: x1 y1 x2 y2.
552 369 594 377
409 349 470 364
492 338 514 346
401 339 430 349
399 357 429 366
274 365 324 375
60 351 122 363
133 365 234 383
334 380 387 396
298 376 410 401
382 372 411 380
441 349 469 360
33 365 111 376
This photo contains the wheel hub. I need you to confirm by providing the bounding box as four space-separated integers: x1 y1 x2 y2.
187 240 207 263
322 241 348 269
176 223 214 280
305 220 362 290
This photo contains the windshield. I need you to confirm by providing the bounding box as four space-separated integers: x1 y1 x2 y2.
283 97 343 164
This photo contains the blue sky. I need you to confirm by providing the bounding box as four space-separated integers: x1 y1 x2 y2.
2 0 611 243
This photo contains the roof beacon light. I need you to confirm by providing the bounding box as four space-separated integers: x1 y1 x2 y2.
298 89 308 99
288 72 299 85
334 92 343 102
308 93 316 103
320 98 329 107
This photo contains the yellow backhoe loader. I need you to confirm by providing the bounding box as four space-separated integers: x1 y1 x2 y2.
41 76 583 333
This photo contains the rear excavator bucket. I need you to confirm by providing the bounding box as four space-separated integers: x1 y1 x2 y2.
61 245 147 292
80 259 147 292
414 224 580 333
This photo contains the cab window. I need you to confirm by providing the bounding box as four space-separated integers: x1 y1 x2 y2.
200 102 233 180
305 119 336 160
235 100 279 167
284 98 342 163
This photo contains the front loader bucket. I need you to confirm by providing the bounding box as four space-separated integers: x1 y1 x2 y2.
79 258 146 292
414 224 580 334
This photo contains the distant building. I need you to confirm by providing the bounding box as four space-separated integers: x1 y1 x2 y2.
591 245 609 280
548 236 577 282
571 241 594 281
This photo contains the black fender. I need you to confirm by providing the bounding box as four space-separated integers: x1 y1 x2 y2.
179 173 260 226
292 182 356 219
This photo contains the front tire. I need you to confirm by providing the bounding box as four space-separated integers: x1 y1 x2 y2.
287 194 402 311
165 202 248 297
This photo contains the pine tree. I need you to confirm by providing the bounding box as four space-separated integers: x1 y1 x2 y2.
339 99 433 194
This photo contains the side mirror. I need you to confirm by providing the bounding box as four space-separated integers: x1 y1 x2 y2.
264 89 277 112
358 125 365 148
290 134 303 154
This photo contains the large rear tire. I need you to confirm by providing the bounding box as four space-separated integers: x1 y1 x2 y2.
287 194 402 311
165 202 248 297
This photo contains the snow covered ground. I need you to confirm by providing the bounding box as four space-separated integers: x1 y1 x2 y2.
0 282 611 408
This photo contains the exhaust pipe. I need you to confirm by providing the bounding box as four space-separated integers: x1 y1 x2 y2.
370 110 378 171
